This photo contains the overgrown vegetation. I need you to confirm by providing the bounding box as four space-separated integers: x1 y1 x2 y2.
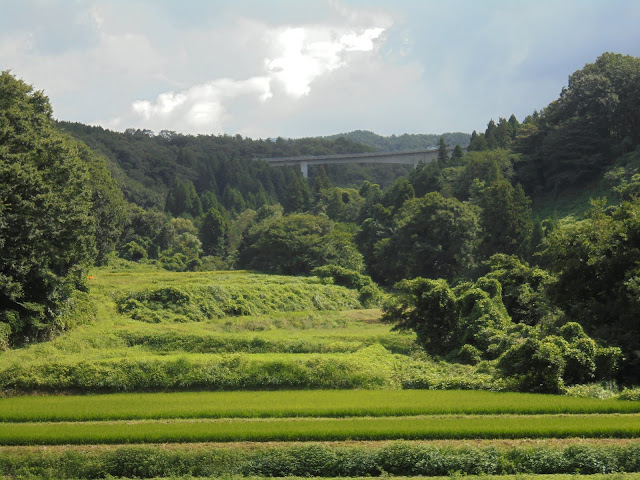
2 441 640 478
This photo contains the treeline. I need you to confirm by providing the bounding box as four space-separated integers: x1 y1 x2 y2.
468 52 640 198
325 129 470 152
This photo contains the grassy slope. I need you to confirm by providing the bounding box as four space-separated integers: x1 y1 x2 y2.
0 264 502 393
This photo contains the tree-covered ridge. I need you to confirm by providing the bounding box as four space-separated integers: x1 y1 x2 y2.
467 53 640 197
325 130 471 152
59 122 380 210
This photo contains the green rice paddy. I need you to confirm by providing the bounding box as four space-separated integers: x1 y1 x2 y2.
1 414 639 445
1 389 639 422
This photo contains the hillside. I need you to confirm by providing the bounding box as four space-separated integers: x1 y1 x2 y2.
0 263 497 393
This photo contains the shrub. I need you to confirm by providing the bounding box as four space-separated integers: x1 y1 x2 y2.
312 265 383 307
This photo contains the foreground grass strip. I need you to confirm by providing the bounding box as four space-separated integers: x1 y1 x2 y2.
1 390 639 423
3 442 640 478
1 414 640 445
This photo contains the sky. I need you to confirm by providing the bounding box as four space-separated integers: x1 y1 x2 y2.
1 0 639 139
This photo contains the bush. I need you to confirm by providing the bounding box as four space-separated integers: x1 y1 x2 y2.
312 265 383 307
457 344 482 365
119 241 148 261
619 387 640 401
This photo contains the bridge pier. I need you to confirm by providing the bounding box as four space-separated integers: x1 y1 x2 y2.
300 161 308 179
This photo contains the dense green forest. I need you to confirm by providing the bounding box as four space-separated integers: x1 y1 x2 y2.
2 52 640 392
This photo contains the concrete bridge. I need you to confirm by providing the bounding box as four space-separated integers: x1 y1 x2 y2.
258 148 455 178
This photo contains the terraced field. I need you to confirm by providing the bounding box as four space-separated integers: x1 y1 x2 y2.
1 265 639 479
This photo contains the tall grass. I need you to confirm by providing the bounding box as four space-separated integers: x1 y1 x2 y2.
0 347 401 392
1 390 638 422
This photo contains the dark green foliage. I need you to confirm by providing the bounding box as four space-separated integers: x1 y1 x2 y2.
452 149 515 200
451 144 465 163
498 327 622 394
498 337 567 393
0 72 103 343
60 122 379 211
543 197 640 382
515 53 640 194
310 166 332 199
221 184 246 214
377 192 480 283
382 278 459 355
283 170 310 213
316 187 365 222
165 179 202 217
119 241 148 262
239 212 364 274
409 160 443 197
604 146 640 200
199 207 229 256
474 180 533 258
326 129 471 152
484 254 558 326
117 206 168 260
381 178 415 210
76 143 127 264
468 130 489 151
437 136 449 165
383 270 620 392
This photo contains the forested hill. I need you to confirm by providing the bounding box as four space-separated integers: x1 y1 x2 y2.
325 130 470 152
58 122 379 210
59 123 472 212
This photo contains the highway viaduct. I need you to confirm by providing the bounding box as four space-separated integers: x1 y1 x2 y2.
257 148 455 178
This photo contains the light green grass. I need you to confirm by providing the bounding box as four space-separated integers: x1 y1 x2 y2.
1 414 640 445
1 390 639 422
0 266 502 393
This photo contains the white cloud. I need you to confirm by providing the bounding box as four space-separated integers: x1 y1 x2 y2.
115 20 389 133
265 25 384 97
118 76 272 133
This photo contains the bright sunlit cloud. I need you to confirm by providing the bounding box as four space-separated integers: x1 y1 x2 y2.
119 76 272 133
115 22 387 132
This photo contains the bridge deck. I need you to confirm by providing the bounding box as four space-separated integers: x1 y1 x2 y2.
257 148 454 177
